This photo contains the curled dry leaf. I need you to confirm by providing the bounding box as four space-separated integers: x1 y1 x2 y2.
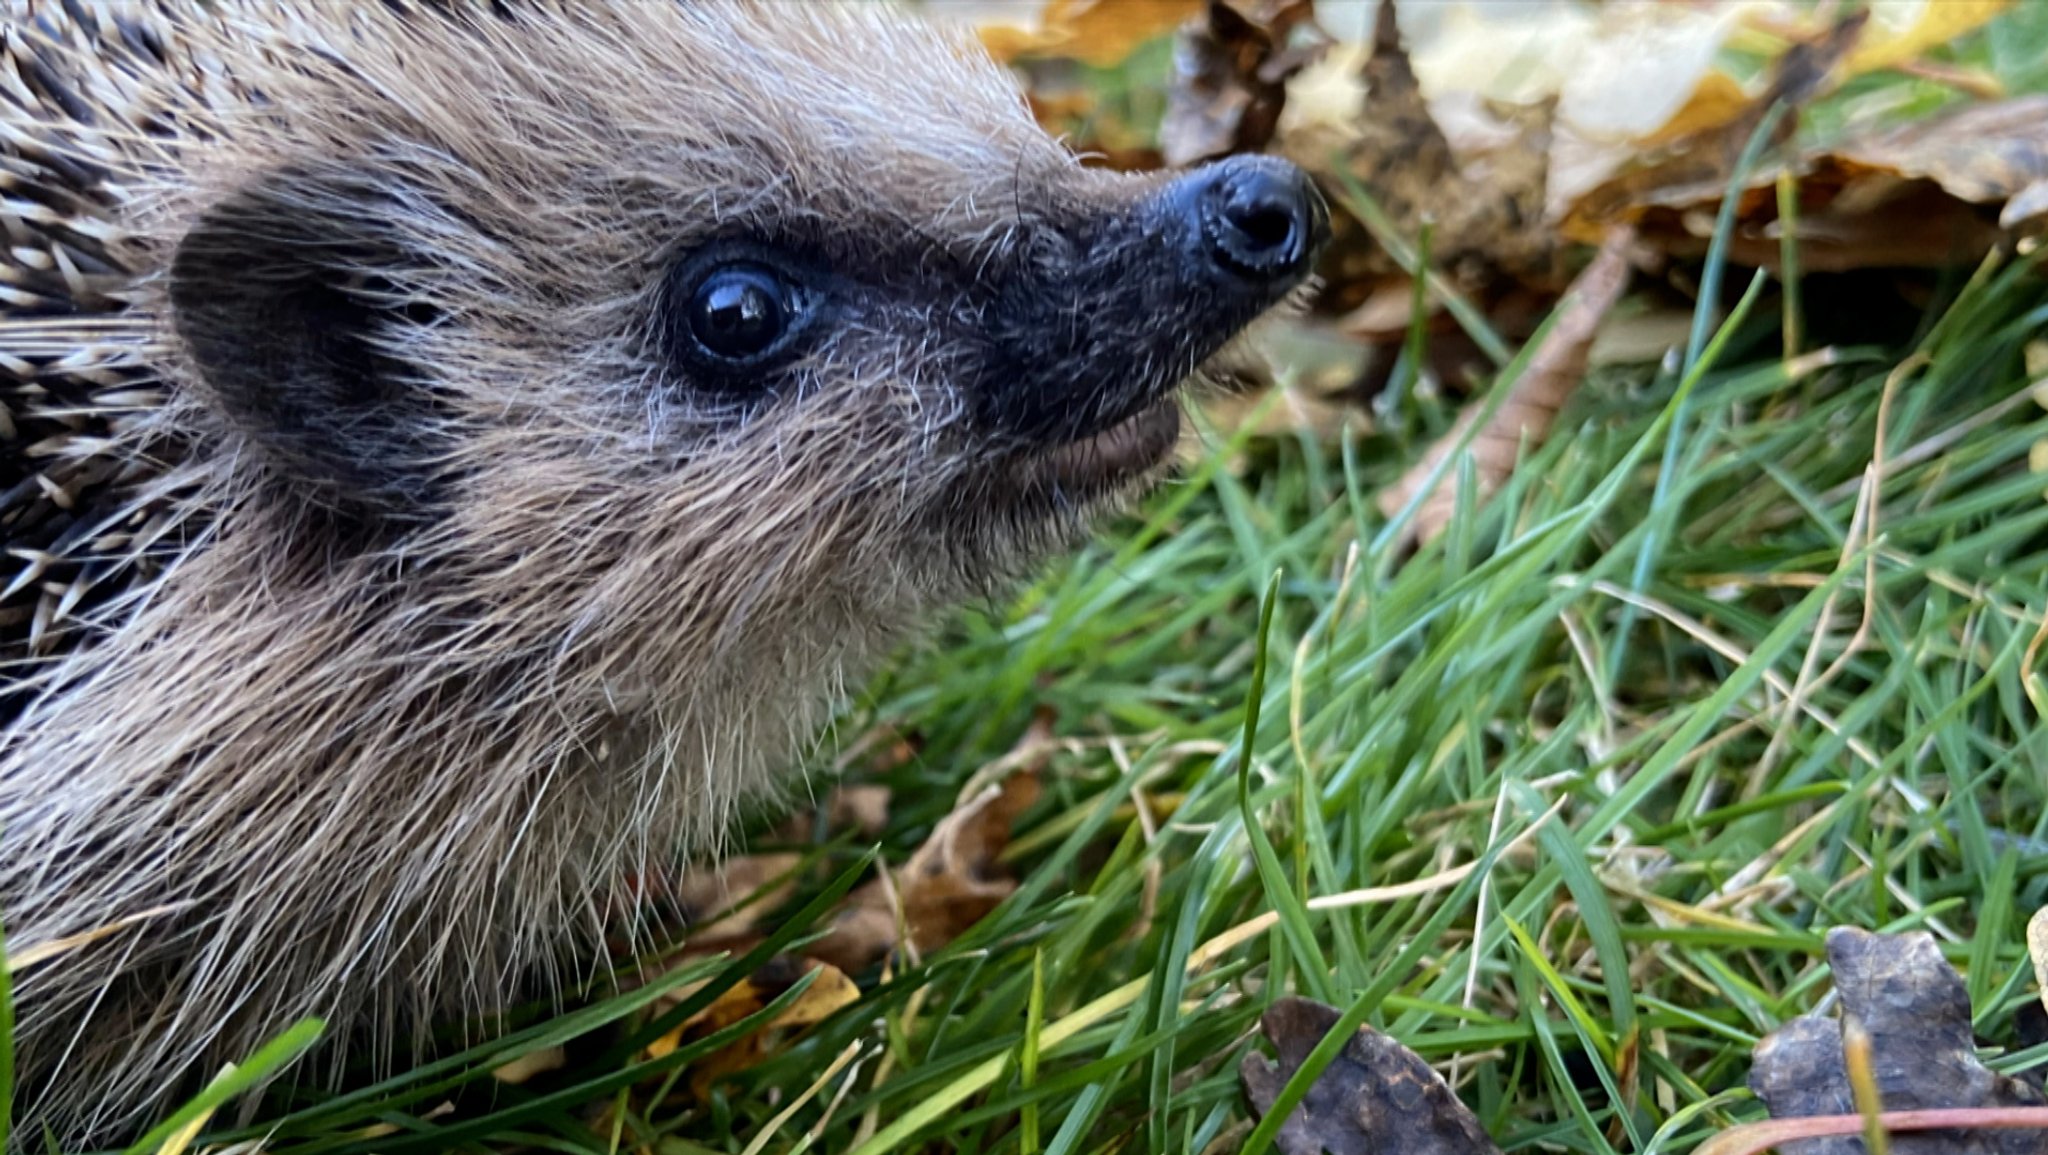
1564 9 1868 237
1564 13 2048 273
1160 0 1326 167
1748 926 2048 1155
1834 94 2048 208
1240 996 1501 1155
1263 0 1571 416
643 954 862 1100
1377 225 1637 548
977 0 1205 68
1288 0 1559 305
664 852 804 943
812 766 1043 973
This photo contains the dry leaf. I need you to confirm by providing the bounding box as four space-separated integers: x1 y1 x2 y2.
977 0 1204 67
1326 0 1454 242
1564 10 1869 238
1561 8 2048 275
1555 3 1756 145
665 852 803 941
1377 226 1637 547
1273 0 1563 413
1842 0 2015 79
643 955 861 1099
1240 996 1502 1155
1833 95 2048 208
828 784 893 840
812 765 1043 973
1749 926 2048 1155
492 1045 566 1086
1573 93 2048 273
1160 0 1325 167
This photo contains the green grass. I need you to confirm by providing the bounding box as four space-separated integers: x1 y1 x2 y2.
94 236 2048 1154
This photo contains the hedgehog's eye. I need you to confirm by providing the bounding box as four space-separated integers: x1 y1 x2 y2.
668 259 817 381
689 266 786 359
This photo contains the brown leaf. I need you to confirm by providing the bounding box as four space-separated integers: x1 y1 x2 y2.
1577 95 2046 273
663 852 803 941
828 784 893 840
1370 23 1556 290
643 955 861 1100
1240 996 1501 1155
1352 0 1457 200
1562 16 2048 275
1565 10 1869 235
1749 926 2048 1155
811 764 1043 973
978 0 1205 68
1833 95 2048 208
1377 225 1637 547
1278 0 1562 383
1160 0 1326 167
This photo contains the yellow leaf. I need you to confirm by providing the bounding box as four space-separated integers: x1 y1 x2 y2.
768 961 860 1030
974 23 1046 65
1844 0 2014 77
1639 71 1753 146
976 0 1201 68
1052 0 1202 66
640 960 860 1067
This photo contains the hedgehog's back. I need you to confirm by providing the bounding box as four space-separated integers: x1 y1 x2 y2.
1 2 202 704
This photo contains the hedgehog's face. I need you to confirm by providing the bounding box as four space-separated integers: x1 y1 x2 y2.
162 3 1326 622
642 149 1327 575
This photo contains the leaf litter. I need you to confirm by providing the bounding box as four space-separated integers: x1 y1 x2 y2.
1244 929 2048 1155
589 712 1052 1114
960 0 2048 550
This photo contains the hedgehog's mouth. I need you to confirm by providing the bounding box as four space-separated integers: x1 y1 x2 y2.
1008 396 1182 500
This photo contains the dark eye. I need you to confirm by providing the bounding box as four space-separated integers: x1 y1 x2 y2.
689 266 788 361
660 247 825 390
665 256 823 383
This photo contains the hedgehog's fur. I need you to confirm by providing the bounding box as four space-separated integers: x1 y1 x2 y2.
0 0 1320 1145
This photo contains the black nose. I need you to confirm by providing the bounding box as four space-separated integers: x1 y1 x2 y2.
1185 155 1330 284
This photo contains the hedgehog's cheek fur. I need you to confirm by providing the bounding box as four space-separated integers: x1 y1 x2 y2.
168 167 454 529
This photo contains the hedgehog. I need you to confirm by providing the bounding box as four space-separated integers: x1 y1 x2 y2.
0 0 1327 1145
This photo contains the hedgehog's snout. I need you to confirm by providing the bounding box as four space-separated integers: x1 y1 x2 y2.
1173 154 1330 287
975 155 1328 458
